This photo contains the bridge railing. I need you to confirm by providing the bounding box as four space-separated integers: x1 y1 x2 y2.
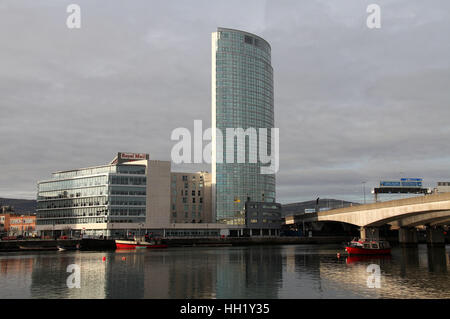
319 192 450 215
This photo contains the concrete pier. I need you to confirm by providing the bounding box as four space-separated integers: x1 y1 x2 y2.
426 226 445 247
360 227 379 241
398 227 418 246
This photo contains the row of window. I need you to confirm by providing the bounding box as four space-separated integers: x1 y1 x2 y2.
108 218 145 223
38 186 107 200
176 189 203 197
165 230 219 236
37 196 108 209
39 175 108 192
37 207 145 219
174 182 205 190
249 219 278 224
216 45 270 63
172 211 203 218
37 207 108 219
110 175 146 185
178 175 205 181
110 187 146 196
9 219 35 224
179 197 203 204
171 204 203 211
110 208 145 216
50 165 145 181
52 166 115 179
220 31 270 52
37 218 107 225
116 165 146 175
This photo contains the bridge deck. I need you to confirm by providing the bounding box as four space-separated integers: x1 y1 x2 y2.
317 192 450 217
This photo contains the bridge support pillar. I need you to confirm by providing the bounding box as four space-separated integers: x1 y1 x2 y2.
426 226 445 247
398 227 418 247
360 227 379 241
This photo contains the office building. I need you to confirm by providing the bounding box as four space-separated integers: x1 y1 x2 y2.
170 172 212 224
434 182 450 194
211 28 276 226
9 215 36 236
36 152 171 237
244 201 281 236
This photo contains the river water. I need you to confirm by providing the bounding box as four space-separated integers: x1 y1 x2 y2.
0 244 448 299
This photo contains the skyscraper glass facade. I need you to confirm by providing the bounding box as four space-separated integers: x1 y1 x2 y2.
36 164 147 227
212 28 276 225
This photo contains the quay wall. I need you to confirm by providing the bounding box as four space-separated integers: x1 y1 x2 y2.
163 236 354 247
0 239 115 252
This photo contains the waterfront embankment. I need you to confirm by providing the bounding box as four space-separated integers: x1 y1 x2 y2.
0 238 115 252
0 236 354 252
4 235 425 251
163 235 353 247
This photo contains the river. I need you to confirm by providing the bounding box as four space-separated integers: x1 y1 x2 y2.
0 244 448 299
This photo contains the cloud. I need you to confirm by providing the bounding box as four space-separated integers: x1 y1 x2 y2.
0 0 449 205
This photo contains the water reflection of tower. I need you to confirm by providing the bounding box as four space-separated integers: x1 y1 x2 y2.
167 248 217 298
216 247 282 298
143 253 170 298
105 252 145 298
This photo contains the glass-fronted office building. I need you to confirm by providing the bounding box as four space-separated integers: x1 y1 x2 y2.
212 28 276 225
36 153 148 237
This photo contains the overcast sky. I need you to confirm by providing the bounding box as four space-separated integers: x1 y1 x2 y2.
1 0 450 204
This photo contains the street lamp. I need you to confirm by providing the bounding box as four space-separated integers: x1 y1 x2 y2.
362 181 367 204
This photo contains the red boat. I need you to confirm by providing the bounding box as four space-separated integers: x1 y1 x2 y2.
345 239 391 255
115 237 168 250
345 255 392 264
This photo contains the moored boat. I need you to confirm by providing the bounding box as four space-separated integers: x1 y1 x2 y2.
57 243 80 251
115 237 168 250
18 245 58 251
345 239 391 255
345 254 392 264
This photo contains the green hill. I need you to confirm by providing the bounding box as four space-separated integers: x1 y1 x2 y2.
0 198 36 215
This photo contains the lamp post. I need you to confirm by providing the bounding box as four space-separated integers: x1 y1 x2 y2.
362 182 367 204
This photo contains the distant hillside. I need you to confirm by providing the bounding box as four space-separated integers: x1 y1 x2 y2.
0 198 36 215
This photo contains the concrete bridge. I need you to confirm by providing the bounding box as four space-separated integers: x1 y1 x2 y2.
285 192 450 246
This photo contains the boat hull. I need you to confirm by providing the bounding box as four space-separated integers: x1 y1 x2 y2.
18 246 58 251
115 241 168 250
345 246 391 255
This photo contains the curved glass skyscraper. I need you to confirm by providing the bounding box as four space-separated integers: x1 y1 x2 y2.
212 28 276 225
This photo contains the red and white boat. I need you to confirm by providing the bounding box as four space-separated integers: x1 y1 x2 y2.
345 239 391 255
115 237 168 250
